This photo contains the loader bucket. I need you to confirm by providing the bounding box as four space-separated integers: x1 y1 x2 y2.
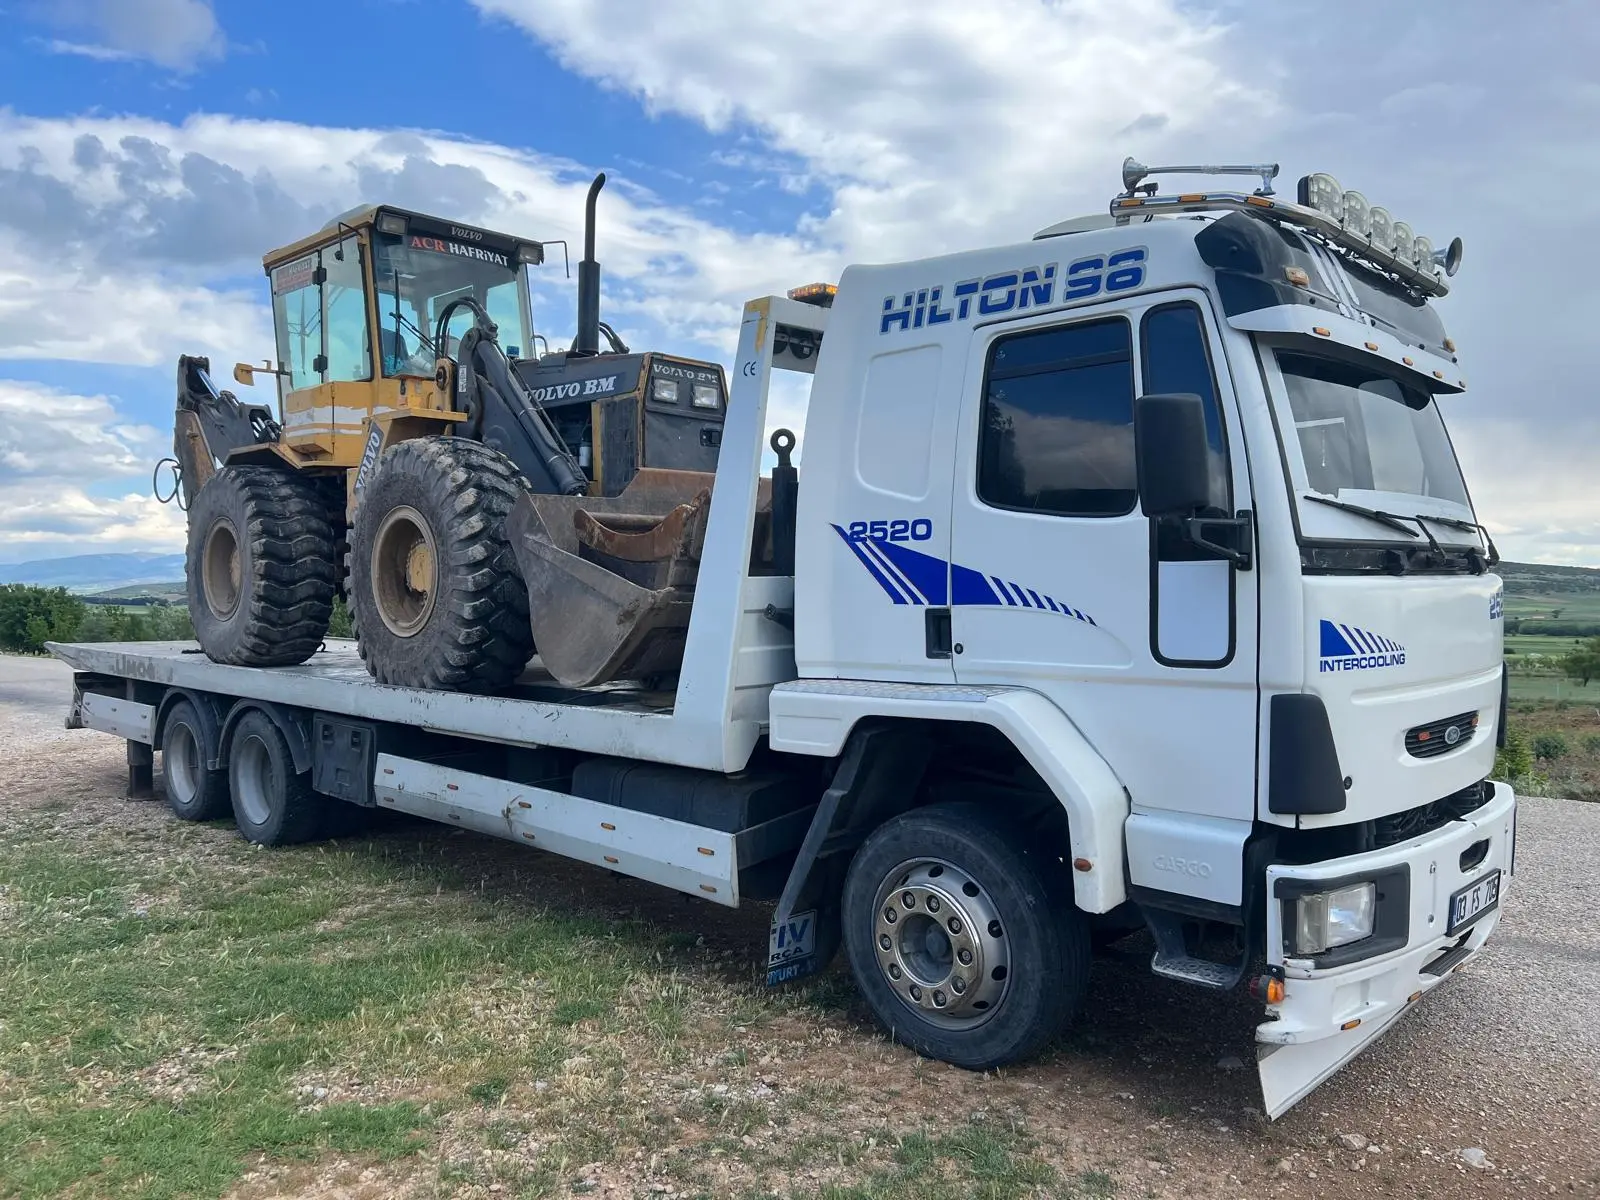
507 469 716 688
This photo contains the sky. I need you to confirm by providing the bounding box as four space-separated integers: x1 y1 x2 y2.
0 0 1594 565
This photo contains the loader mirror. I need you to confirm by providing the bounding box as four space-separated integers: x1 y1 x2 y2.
233 363 256 387
1133 392 1210 517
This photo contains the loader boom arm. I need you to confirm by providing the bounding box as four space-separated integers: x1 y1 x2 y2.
173 355 281 506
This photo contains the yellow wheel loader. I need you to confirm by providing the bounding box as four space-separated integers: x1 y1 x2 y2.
169 174 734 692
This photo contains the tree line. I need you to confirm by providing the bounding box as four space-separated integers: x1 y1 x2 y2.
0 584 354 654
0 584 194 653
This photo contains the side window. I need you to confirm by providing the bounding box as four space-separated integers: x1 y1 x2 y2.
322 237 371 383
1140 302 1230 509
978 316 1136 517
270 255 321 392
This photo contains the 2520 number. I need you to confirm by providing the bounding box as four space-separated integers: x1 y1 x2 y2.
846 518 933 543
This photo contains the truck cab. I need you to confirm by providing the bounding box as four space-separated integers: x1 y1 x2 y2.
787 160 1512 1115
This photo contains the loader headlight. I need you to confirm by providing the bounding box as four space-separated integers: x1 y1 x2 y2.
691 383 720 410
1291 882 1375 955
651 377 679 404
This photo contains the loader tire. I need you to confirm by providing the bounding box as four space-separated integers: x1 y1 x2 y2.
186 466 337 666
349 437 533 691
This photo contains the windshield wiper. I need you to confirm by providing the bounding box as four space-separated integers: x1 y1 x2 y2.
1302 494 1420 538
1411 510 1500 566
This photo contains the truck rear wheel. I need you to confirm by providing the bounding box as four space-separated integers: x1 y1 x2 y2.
161 700 229 821
186 466 337 666
349 437 533 691
842 803 1089 1070
227 709 326 845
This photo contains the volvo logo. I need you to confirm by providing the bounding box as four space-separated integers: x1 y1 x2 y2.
1443 725 1462 746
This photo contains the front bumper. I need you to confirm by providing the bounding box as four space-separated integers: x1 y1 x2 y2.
1256 780 1516 1117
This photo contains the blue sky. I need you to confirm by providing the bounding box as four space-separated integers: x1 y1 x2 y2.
0 0 1595 564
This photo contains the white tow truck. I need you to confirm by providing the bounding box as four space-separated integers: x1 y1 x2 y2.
52 158 1514 1117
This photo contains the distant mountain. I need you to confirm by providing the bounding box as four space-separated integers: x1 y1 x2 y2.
0 553 188 592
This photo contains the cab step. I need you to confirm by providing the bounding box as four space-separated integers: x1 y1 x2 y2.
1144 909 1250 990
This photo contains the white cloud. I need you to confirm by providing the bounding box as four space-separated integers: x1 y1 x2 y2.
473 0 1261 261
0 381 188 556
42 0 225 71
0 111 825 365
1453 419 1600 567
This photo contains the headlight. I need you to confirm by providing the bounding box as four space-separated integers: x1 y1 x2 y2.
651 377 679 404
1291 882 1375 955
691 382 720 410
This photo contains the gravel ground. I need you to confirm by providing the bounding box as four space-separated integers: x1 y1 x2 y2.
2 653 1597 1198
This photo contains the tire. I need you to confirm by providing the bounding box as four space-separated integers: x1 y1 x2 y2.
226 709 327 845
349 437 533 691
842 803 1089 1070
186 466 337 666
160 700 230 821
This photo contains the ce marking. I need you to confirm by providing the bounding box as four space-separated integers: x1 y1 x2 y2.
740 360 758 377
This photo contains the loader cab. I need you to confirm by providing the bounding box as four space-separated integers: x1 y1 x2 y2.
259 206 543 463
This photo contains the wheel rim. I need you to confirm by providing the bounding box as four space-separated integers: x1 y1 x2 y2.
201 519 242 620
233 734 273 826
167 723 201 805
370 505 438 638
871 857 1011 1031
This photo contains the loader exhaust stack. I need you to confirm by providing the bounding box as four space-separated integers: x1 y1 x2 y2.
572 173 606 357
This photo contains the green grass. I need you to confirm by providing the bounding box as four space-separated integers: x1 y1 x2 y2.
1504 633 1588 658
0 802 1102 1199
0 820 654 1197
1502 592 1600 623
1509 673 1597 704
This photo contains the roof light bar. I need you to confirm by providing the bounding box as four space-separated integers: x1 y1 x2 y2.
1103 162 1463 295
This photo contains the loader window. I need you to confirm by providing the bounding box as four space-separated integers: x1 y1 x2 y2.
978 316 1136 517
269 239 372 390
322 238 371 383
271 255 322 392
372 227 529 377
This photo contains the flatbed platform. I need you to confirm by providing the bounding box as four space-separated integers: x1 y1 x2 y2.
51 639 715 767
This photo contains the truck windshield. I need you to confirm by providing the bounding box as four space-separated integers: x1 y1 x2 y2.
372 230 527 377
1271 349 1473 540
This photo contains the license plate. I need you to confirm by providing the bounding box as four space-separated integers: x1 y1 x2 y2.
1447 870 1501 933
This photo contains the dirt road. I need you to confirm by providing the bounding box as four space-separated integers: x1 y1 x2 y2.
1 654 1596 1198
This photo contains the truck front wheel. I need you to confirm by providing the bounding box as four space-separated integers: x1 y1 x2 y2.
842 803 1089 1069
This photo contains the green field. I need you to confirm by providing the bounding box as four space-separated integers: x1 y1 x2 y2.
1505 633 1589 657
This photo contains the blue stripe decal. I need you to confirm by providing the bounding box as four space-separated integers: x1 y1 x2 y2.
833 525 910 604
875 539 949 605
860 539 924 604
834 525 1096 624
951 564 1000 605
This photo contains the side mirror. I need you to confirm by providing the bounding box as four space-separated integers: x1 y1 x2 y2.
233 362 256 387
1134 392 1210 517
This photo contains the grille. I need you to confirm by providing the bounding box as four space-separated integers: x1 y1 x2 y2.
1372 780 1494 848
1405 710 1479 759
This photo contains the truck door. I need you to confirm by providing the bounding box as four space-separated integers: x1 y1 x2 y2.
949 292 1259 827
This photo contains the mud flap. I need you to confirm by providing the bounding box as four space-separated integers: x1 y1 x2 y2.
1257 1004 1406 1119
